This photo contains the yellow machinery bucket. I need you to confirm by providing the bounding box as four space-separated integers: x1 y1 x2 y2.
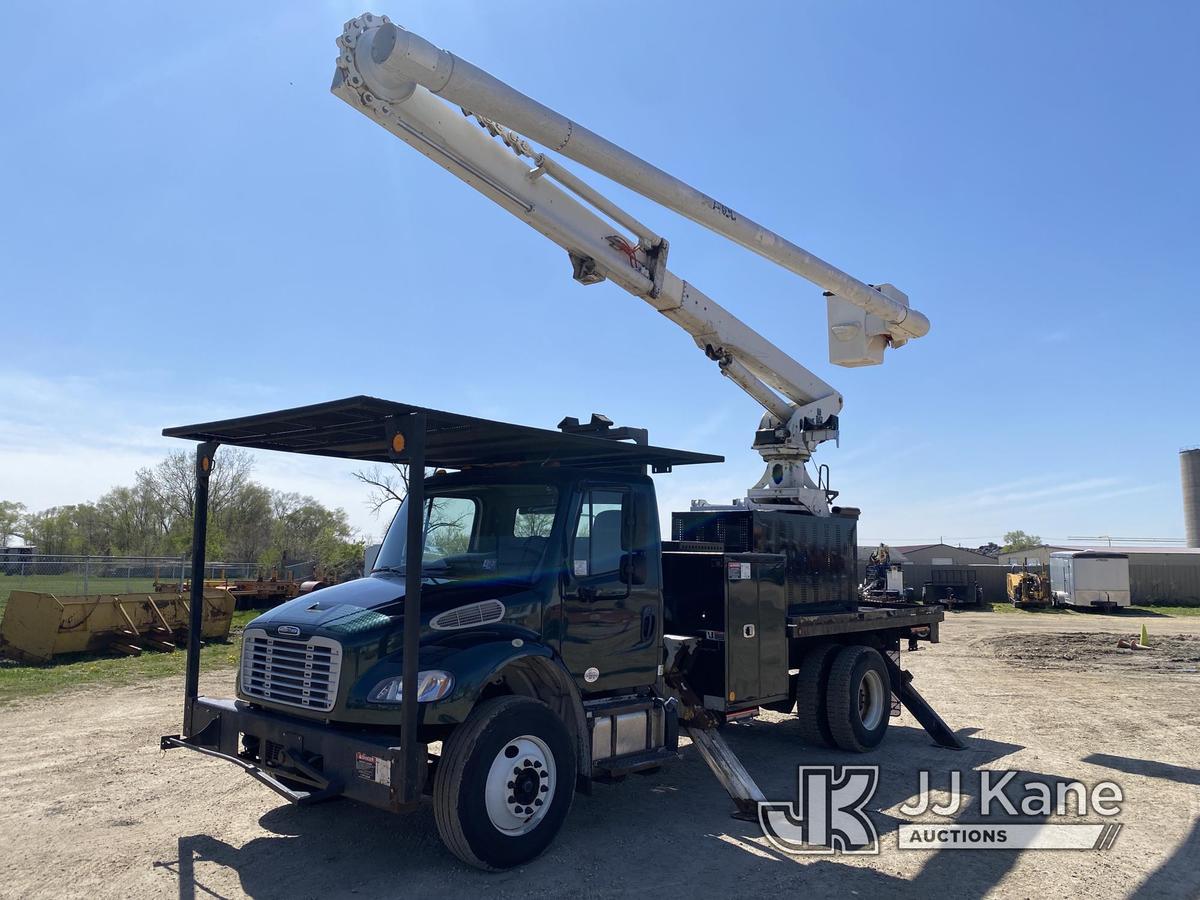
0 589 235 664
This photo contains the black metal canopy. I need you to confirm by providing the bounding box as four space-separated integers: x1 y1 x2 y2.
163 395 722 472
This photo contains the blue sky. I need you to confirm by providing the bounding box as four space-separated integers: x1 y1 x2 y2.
1 1 1197 546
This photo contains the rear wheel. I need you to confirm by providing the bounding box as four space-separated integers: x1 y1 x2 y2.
825 645 890 752
794 643 840 748
433 695 576 870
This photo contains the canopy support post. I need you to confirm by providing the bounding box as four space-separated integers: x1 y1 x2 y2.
399 412 426 803
183 441 219 737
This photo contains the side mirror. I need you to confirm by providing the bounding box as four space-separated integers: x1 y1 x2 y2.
621 552 648 586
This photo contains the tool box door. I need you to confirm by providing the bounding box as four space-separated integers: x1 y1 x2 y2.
724 554 788 706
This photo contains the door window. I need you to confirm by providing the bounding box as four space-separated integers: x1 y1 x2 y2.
423 496 477 559
572 490 627 578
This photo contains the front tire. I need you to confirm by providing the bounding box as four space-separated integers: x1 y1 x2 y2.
825 645 891 752
433 695 577 870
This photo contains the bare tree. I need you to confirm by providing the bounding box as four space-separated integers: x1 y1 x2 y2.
352 463 410 515
139 447 257 527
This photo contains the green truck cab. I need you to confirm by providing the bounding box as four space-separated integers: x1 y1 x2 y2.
243 468 663 719
162 397 955 871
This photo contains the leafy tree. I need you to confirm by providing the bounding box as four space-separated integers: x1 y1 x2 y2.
0 500 26 547
1002 530 1042 553
222 483 274 563
21 505 91 555
264 493 358 572
15 450 366 577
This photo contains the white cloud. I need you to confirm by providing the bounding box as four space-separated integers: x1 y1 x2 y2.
0 370 388 539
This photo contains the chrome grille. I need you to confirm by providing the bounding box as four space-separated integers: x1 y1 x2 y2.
240 628 342 712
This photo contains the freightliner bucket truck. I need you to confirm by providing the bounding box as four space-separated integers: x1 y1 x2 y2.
161 14 960 870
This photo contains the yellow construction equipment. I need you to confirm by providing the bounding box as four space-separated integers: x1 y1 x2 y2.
0 589 235 664
155 574 302 610
1006 565 1052 609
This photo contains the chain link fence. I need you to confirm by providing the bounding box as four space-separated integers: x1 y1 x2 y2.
0 554 263 617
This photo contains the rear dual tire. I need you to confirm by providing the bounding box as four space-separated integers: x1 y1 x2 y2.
794 643 840 748
794 643 891 753
825 645 891 753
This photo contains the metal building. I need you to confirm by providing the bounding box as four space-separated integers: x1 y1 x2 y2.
891 543 999 567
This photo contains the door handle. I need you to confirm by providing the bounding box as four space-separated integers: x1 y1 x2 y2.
640 606 656 643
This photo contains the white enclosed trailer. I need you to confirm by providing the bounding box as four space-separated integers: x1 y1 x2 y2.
1049 551 1131 610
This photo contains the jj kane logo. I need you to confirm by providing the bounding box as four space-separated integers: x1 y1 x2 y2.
758 765 881 855
758 767 1124 854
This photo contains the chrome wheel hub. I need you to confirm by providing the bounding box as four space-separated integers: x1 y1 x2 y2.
485 734 556 835
858 669 885 731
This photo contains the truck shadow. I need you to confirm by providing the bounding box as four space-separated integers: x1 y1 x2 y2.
1083 752 1200 898
159 721 1116 899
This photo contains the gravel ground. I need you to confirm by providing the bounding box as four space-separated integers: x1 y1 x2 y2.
1 610 1197 899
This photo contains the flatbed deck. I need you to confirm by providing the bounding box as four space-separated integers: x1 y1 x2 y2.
787 602 943 639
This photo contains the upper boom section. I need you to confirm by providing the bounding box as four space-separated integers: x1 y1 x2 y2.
331 13 931 513
351 17 930 352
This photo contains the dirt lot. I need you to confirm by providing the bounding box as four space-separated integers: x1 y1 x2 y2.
1 610 1198 899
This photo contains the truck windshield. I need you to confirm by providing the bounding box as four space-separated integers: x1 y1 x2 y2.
373 484 560 583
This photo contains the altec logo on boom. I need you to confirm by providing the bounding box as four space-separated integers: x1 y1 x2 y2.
759 767 1124 854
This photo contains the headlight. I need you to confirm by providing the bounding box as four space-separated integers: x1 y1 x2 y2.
368 670 454 704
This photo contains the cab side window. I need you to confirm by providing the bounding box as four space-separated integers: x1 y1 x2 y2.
572 490 627 578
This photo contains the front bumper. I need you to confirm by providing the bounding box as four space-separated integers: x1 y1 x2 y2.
161 696 427 811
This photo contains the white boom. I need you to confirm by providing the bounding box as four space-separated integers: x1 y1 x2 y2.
332 14 931 514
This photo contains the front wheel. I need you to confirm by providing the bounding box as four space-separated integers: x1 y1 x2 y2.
433 695 577 870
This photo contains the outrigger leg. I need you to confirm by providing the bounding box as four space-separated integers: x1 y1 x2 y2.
884 656 965 750
685 726 767 821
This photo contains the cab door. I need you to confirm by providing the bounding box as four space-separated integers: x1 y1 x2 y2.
558 484 660 694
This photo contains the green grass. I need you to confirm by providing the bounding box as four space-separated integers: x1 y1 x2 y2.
0 610 257 705
1129 605 1200 617
987 601 1075 615
0 574 166 620
988 601 1200 617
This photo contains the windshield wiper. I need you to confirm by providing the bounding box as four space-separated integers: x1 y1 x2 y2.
372 561 449 576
